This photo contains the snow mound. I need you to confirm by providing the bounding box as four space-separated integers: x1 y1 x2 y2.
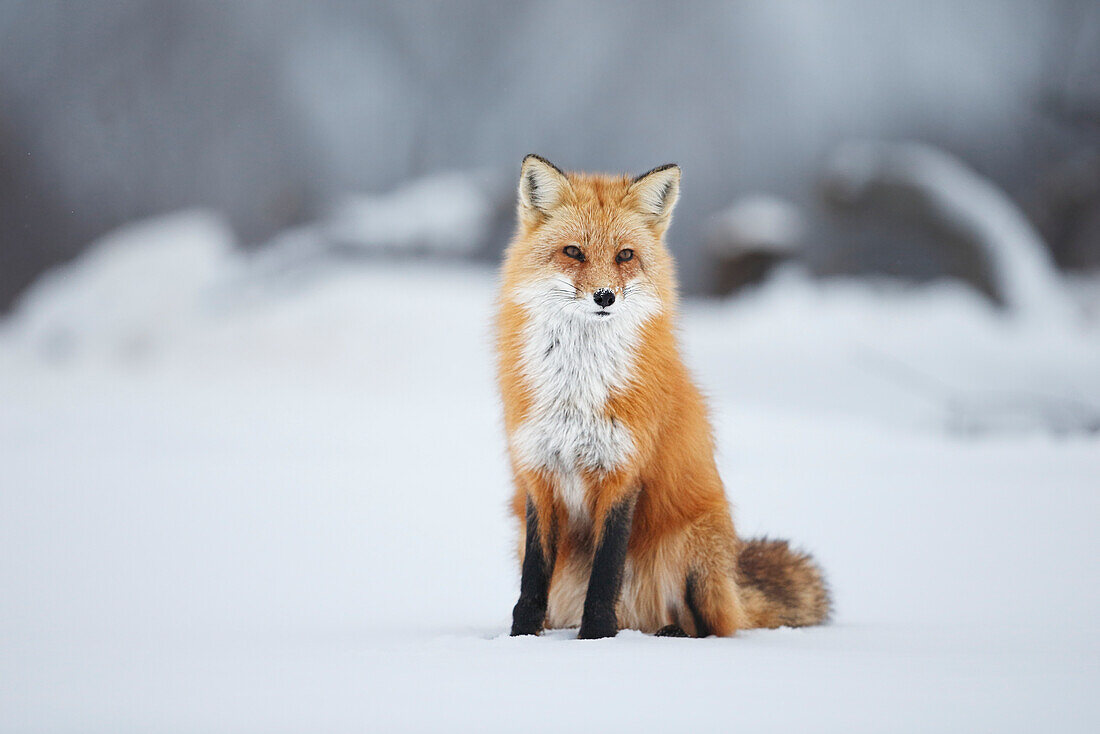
325 170 501 256
687 268 1100 435
706 195 804 254
4 210 240 361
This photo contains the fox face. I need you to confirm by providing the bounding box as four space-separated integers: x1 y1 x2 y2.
503 155 682 325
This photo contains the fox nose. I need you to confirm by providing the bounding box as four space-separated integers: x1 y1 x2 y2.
589 288 616 308
593 288 616 308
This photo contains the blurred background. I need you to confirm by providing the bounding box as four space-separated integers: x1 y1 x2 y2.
2 3 1100 732
1 0 1099 309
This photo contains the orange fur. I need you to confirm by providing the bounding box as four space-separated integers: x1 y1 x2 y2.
498 156 830 636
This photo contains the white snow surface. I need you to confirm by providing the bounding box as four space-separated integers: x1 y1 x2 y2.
2 222 1099 732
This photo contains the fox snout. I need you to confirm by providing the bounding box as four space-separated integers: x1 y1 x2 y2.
593 288 616 308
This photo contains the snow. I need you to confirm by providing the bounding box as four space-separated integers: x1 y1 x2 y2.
3 211 242 361
1 218 1099 732
325 170 502 256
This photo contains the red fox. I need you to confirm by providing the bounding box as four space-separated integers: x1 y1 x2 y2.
498 155 830 638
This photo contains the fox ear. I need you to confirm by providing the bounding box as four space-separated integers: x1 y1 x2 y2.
519 154 570 220
628 164 681 228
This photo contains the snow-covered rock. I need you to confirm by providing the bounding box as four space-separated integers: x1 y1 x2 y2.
824 141 1078 325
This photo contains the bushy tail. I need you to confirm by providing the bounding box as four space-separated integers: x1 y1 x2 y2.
737 538 831 628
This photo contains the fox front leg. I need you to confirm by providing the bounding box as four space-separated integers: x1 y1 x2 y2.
511 496 556 636
577 493 638 640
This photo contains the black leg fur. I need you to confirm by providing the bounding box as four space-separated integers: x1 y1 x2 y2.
578 494 637 640
511 497 555 636
685 574 712 638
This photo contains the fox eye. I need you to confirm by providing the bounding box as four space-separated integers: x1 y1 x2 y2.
616 248 634 263
563 245 585 261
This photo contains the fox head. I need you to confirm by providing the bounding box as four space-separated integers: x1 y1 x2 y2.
501 155 680 325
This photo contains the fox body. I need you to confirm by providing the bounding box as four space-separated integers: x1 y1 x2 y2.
498 156 829 638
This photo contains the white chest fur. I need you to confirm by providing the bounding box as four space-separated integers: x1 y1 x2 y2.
509 281 655 521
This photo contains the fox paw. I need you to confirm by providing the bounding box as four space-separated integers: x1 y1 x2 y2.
655 625 689 637
510 601 545 636
577 615 618 640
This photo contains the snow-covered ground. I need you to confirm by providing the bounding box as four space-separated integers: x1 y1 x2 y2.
2 217 1099 732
